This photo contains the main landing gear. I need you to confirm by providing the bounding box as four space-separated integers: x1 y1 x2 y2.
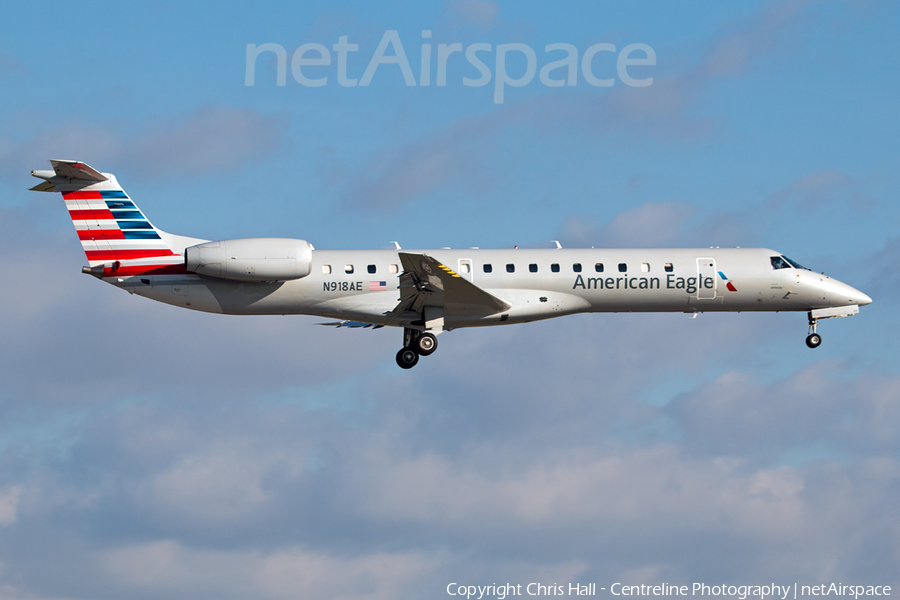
395 328 439 369
806 313 822 348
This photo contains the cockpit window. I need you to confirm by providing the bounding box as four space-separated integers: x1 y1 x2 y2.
781 255 807 270
770 256 791 270
771 255 808 270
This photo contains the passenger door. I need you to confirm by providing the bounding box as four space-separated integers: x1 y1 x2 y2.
696 258 717 299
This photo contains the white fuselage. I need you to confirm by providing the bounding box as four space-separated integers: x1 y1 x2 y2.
117 247 869 330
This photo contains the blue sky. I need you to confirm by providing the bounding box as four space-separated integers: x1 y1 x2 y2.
0 1 898 598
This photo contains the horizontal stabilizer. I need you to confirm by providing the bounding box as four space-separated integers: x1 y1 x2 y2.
29 180 58 192
49 160 108 182
30 160 109 193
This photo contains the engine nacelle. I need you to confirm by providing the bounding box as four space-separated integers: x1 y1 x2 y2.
184 238 312 282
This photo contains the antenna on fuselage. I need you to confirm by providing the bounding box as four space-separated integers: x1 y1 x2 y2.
551 240 562 249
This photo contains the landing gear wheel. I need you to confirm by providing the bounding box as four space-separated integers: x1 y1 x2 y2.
806 333 822 348
416 332 438 356
396 347 419 369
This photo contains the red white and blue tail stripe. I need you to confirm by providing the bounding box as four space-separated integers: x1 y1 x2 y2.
31 160 189 278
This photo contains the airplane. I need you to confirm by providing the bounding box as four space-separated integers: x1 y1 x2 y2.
31 160 872 369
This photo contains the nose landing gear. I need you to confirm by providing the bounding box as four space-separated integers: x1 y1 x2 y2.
804 306 861 349
806 312 822 348
395 328 440 369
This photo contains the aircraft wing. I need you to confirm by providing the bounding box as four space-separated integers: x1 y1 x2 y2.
391 252 510 318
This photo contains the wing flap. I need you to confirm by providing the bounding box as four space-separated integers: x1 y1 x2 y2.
317 321 384 329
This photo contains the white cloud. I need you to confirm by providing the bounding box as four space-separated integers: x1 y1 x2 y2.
346 445 810 538
122 107 287 176
1 106 285 183
668 363 900 457
0 488 22 527
337 112 501 209
447 0 500 28
698 0 812 78
764 169 873 212
99 541 437 600
147 446 275 522
561 201 699 248
1 315 897 596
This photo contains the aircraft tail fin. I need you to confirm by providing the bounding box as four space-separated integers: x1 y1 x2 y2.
31 160 191 278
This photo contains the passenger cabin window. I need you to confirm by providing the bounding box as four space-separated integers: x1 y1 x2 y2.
323 265 332 274
618 263 627 272
573 263 582 273
529 264 538 273
461 263 471 273
367 264 376 274
506 264 515 273
595 263 604 272
641 263 650 273
771 256 791 270
551 263 560 273
345 264 354 274
664 263 673 272
483 264 493 273
389 264 399 274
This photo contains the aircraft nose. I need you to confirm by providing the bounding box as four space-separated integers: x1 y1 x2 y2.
804 274 872 307
837 281 872 307
852 288 873 306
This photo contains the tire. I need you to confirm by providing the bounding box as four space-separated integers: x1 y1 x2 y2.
806 333 822 348
416 333 438 356
396 348 419 369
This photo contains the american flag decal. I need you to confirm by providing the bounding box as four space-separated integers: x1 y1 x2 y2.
369 281 387 291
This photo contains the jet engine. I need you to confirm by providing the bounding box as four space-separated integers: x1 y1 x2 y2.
184 238 312 282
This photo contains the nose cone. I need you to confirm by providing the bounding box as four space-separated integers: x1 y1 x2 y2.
851 287 873 306
835 279 872 307
805 274 872 307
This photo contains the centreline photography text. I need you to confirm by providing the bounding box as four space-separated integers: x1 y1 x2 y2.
445 583 893 599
